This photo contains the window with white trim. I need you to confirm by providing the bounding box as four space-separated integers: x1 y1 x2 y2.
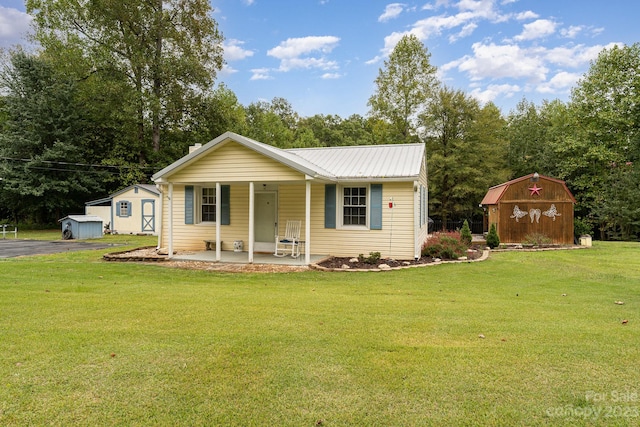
201 187 216 222
342 186 367 226
118 201 130 217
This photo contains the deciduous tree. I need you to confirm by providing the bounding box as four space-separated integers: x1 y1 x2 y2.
26 0 224 158
368 34 438 144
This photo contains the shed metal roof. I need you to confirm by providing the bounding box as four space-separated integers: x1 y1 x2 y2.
58 215 103 223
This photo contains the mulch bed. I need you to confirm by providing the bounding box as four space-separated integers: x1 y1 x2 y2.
103 246 490 273
314 248 486 271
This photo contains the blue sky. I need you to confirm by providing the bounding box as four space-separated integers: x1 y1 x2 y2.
1 0 638 117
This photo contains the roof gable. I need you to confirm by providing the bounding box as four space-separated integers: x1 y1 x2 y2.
85 184 159 206
481 173 576 205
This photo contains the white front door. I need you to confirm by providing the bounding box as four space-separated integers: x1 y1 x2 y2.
254 191 277 252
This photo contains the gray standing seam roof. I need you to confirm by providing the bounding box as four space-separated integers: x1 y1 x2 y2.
152 132 425 182
287 143 424 179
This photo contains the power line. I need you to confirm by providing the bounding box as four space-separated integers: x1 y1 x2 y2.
0 156 156 171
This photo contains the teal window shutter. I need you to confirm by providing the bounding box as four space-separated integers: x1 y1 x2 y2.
221 185 230 225
325 184 336 228
184 186 194 224
127 201 132 217
370 184 382 230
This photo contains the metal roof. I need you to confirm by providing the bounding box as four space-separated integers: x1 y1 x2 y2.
58 215 103 223
287 143 425 180
152 132 425 183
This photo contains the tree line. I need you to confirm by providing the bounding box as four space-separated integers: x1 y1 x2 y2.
0 1 638 240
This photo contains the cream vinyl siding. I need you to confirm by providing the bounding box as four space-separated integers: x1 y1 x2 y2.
310 182 416 259
416 160 430 254
85 205 110 225
111 188 159 235
168 141 304 183
160 184 251 251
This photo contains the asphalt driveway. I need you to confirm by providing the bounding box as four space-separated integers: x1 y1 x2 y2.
0 239 116 258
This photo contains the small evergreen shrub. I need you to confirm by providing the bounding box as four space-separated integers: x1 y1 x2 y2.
522 233 552 245
460 220 472 245
422 232 468 260
486 223 500 249
574 217 593 237
358 252 381 264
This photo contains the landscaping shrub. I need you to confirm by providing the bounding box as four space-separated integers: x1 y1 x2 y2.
522 233 552 245
358 252 381 264
422 231 468 260
486 223 500 249
574 217 593 237
460 220 472 245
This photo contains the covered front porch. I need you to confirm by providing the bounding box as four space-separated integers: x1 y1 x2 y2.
172 249 327 266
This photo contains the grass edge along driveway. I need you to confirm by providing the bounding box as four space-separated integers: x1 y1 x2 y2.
0 240 639 426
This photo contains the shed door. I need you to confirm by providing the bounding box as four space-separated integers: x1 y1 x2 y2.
142 200 155 232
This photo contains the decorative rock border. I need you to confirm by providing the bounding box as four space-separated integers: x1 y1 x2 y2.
310 249 490 272
103 246 168 262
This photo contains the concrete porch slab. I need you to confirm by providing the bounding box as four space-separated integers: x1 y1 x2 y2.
172 250 328 266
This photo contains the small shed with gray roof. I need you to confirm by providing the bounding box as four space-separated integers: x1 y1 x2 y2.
86 184 160 235
152 131 430 264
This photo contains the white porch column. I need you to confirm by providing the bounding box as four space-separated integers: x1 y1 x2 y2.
216 182 221 262
156 184 163 249
413 181 420 260
168 182 174 259
305 179 311 265
248 181 255 263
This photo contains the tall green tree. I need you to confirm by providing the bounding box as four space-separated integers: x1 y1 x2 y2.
26 0 224 159
0 52 108 223
422 87 478 226
566 43 640 238
244 98 297 148
422 88 508 225
368 34 438 144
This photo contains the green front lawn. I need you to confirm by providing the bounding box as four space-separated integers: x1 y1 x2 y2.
0 240 638 426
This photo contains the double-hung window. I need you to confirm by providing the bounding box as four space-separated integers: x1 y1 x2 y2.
325 183 382 230
342 186 367 226
118 201 131 217
201 187 216 222
185 185 229 225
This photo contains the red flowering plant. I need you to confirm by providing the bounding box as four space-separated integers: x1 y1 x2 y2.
421 231 469 260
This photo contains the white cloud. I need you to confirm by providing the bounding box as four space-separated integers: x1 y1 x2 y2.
379 3 405 22
515 10 538 21
450 42 548 83
536 71 580 94
560 25 583 39
370 0 508 62
268 36 339 59
545 42 621 67
470 83 521 103
250 68 273 80
514 19 557 41
449 22 477 42
268 36 340 72
321 72 341 79
223 39 254 61
0 7 32 49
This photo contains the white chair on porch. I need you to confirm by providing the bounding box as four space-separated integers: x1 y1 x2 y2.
274 220 302 258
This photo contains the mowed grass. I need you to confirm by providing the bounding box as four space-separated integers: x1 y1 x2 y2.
0 240 639 426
